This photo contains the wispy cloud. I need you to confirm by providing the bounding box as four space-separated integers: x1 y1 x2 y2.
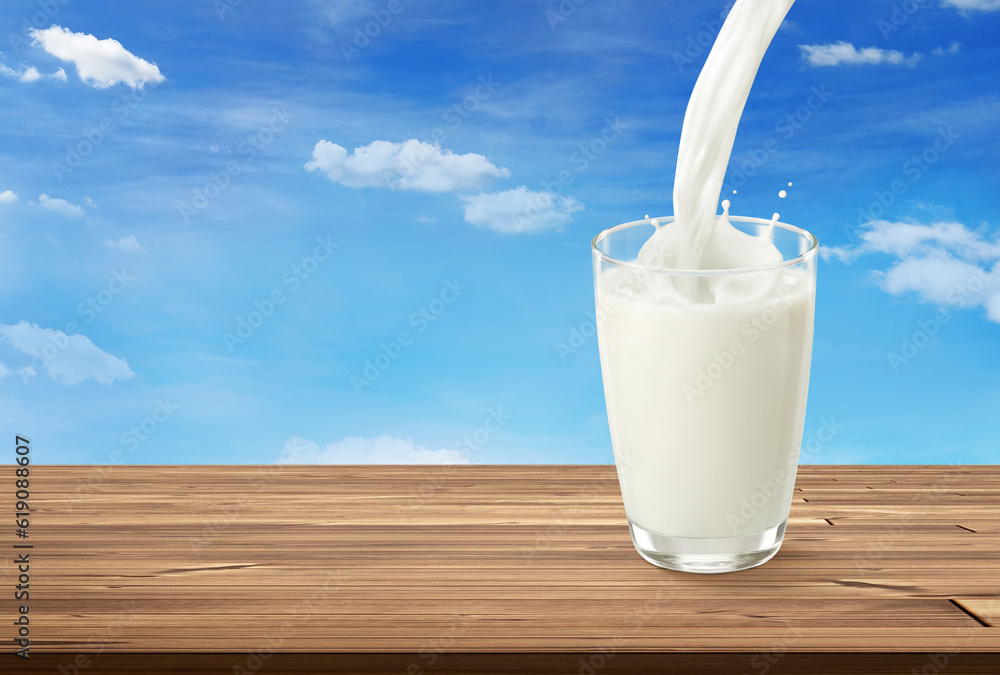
0 321 135 384
941 0 1000 13
462 187 583 234
105 235 143 253
279 434 471 464
892 95 1000 138
932 41 962 56
0 61 66 82
305 139 510 192
37 193 84 218
30 25 165 89
312 0 381 28
0 190 17 204
825 220 1000 322
799 41 920 67
826 221 999 263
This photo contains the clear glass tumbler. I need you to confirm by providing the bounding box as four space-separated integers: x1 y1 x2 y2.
592 215 818 573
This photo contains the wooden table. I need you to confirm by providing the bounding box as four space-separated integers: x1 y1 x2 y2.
3 465 998 673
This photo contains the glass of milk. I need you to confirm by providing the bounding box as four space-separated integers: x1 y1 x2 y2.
592 214 818 573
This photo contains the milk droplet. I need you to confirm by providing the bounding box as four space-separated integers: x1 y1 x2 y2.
721 199 731 215
644 214 650 219
778 190 787 198
732 189 738 194
787 182 793 187
650 218 660 227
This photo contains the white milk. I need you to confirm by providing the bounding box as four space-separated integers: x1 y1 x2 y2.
597 0 813 539
597 260 814 538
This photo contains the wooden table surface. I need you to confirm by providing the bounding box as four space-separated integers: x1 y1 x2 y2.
3 465 999 673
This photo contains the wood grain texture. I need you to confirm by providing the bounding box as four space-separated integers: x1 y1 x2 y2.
2 465 998 673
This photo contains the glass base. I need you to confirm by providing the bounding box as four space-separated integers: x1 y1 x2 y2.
628 519 786 574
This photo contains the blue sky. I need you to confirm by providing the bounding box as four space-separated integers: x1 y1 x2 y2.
0 0 997 465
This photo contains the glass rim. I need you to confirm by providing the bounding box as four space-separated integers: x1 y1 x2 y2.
591 215 819 276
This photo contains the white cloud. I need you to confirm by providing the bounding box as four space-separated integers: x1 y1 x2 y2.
824 221 999 263
279 435 471 465
38 193 84 218
0 321 135 385
461 186 584 234
414 215 438 224
0 363 8 378
0 190 17 204
105 235 143 253
305 139 510 192
941 0 1000 12
0 61 65 82
799 42 920 67
932 41 962 56
824 220 1000 323
30 25 165 89
85 196 97 208
19 66 40 82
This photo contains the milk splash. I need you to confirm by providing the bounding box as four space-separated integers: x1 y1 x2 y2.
638 0 797 298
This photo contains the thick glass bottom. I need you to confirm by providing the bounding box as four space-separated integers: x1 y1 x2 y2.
628 519 786 574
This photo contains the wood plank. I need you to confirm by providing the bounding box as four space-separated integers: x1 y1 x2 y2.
2 465 998 674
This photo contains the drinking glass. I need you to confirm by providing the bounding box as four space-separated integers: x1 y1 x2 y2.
592 215 818 573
